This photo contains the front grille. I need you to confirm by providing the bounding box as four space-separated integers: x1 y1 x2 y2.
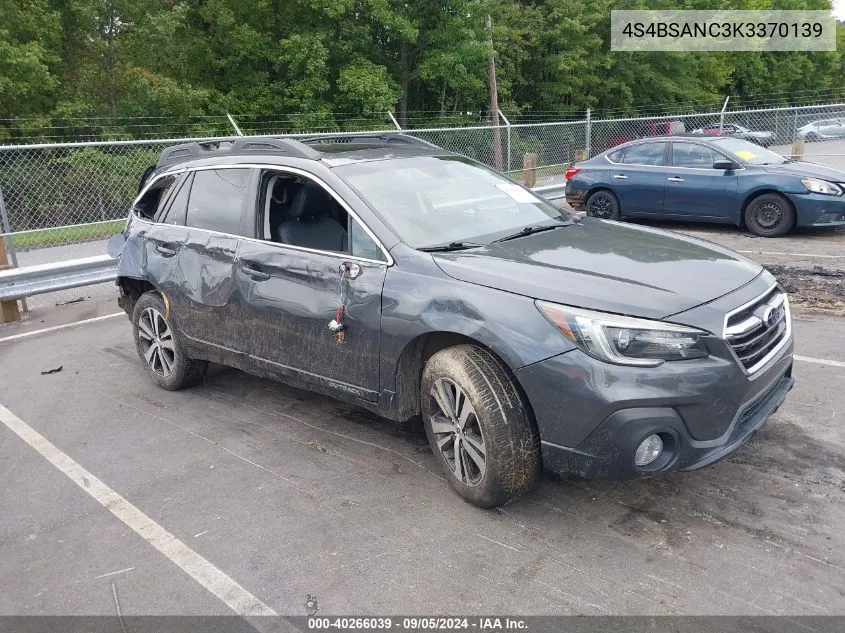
724 286 790 373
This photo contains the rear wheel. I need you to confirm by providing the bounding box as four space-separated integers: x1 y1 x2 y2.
132 291 207 390
421 344 540 508
585 190 621 220
744 193 795 237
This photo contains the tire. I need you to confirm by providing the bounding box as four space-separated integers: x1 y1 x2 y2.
421 344 540 508
585 189 621 220
806 132 821 143
744 193 796 238
132 291 207 390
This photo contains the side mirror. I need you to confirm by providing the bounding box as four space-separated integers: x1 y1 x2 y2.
713 159 738 171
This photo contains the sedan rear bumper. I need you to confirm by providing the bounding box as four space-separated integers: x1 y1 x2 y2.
564 187 585 211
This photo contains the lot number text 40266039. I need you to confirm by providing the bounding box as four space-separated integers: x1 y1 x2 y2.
307 617 528 631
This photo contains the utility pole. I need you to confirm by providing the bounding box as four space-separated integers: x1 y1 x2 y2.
486 14 504 171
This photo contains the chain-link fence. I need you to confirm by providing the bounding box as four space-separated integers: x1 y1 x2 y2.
3 100 845 310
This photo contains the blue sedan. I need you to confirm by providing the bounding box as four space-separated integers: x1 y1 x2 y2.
564 135 845 236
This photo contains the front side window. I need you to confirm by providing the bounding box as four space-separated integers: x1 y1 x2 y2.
258 171 385 260
622 143 666 166
186 168 250 235
335 156 569 249
671 143 720 169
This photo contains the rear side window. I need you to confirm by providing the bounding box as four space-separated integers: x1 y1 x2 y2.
161 173 192 225
607 148 625 162
187 168 250 235
622 143 666 166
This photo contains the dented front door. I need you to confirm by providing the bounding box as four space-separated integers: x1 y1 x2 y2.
236 241 386 400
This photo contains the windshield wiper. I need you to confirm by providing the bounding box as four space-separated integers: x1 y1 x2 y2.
491 222 569 244
417 241 484 252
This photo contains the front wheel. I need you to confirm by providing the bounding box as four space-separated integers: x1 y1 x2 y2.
132 291 207 390
421 345 540 508
585 190 621 220
744 193 796 237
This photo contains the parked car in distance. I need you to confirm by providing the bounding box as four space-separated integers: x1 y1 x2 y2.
692 123 775 147
112 134 794 508
565 135 845 236
602 119 686 151
797 118 845 141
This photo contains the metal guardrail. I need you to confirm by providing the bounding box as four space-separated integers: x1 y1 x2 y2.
0 255 117 302
533 183 567 198
0 184 569 306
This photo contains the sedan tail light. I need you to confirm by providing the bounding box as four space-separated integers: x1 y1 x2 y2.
564 167 581 181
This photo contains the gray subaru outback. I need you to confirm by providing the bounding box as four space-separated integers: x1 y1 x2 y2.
111 133 794 508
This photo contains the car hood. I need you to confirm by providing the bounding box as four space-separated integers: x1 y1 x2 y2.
432 219 763 320
762 161 845 181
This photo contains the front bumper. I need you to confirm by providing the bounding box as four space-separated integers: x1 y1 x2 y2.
514 336 794 480
787 192 845 227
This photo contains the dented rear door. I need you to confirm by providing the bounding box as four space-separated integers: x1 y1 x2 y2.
171 167 254 354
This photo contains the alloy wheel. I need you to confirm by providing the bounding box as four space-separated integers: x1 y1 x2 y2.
137 307 176 377
589 194 614 219
429 378 487 486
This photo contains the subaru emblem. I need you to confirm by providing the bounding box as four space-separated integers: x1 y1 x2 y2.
761 305 779 328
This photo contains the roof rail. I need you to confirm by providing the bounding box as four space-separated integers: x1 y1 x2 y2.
156 137 323 170
299 133 441 149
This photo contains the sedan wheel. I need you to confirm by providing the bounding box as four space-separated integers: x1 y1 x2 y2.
585 190 621 220
744 193 796 238
132 291 207 390
422 344 540 508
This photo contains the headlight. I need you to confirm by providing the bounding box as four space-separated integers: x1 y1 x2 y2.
536 301 709 366
801 178 842 196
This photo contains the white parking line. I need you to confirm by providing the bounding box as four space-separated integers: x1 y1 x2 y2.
0 403 277 617
0 312 124 344
795 354 845 368
737 250 845 258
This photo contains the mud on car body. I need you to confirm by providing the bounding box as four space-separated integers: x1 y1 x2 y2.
111 134 794 508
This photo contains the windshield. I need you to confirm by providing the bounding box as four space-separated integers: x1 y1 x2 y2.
710 138 788 165
334 156 569 248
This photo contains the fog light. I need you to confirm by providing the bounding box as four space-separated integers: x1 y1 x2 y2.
635 434 663 467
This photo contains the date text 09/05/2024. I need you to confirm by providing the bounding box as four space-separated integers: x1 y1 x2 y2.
307 617 528 630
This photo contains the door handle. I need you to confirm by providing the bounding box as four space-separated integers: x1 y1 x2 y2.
667 176 685 183
339 262 361 279
241 265 271 281
613 174 628 180
155 245 177 257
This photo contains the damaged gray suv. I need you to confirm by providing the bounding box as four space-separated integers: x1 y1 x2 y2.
112 134 794 508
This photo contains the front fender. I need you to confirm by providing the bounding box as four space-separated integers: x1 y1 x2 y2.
378 248 572 399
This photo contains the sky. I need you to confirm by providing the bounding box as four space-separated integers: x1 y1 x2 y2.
834 0 845 21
